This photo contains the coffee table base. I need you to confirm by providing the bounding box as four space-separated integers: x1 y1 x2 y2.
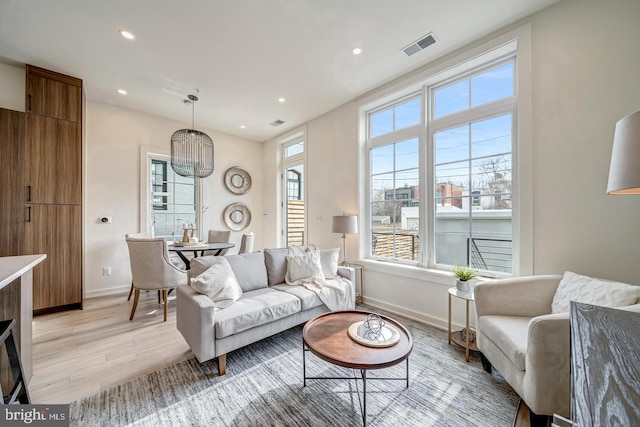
302 343 409 426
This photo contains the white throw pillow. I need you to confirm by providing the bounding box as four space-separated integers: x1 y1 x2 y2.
285 250 324 283
189 257 243 309
319 248 340 279
551 271 640 313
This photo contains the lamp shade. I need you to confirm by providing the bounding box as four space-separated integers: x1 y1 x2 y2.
607 110 640 194
332 215 358 234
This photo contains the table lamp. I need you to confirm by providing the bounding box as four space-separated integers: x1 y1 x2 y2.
607 110 640 195
332 215 358 266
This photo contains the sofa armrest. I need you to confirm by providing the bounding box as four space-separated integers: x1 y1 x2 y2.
176 285 217 363
474 275 562 318
523 312 571 416
337 266 355 284
337 266 356 302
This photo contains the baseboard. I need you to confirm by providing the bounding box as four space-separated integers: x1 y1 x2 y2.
362 296 450 331
85 285 130 299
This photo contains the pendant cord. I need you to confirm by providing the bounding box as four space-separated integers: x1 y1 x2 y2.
191 98 195 129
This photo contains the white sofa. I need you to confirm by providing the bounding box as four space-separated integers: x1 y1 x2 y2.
474 275 640 423
177 248 355 375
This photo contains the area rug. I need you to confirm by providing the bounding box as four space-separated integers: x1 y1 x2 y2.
70 311 518 426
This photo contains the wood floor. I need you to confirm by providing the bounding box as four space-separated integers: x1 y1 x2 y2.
30 291 192 404
29 292 534 426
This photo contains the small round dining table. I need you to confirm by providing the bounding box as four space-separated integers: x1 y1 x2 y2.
168 242 234 270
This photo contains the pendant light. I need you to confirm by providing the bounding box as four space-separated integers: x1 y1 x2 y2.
171 94 214 178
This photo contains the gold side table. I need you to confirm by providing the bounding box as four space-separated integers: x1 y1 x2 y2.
448 287 479 362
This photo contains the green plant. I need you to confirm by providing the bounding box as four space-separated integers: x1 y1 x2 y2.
452 265 478 281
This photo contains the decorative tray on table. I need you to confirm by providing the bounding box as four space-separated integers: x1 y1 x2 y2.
171 242 207 247
348 314 400 348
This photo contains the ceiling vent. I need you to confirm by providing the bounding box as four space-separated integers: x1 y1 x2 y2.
401 32 437 57
270 119 285 127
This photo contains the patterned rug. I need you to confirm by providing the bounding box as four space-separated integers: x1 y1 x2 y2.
70 311 518 426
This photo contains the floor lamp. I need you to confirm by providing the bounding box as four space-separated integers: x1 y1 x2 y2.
332 215 358 266
607 110 640 195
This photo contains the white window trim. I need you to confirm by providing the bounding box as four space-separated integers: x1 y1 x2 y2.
357 24 532 282
277 127 307 247
139 145 202 237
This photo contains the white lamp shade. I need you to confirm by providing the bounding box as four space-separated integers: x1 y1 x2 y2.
332 215 358 234
607 110 640 194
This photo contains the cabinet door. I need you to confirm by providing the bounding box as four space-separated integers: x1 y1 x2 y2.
25 204 82 311
26 74 81 123
0 108 25 257
25 115 81 205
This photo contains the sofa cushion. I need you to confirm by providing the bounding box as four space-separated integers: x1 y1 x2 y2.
270 284 323 310
478 315 529 371
189 257 242 309
214 288 301 338
320 248 340 279
264 248 289 286
286 250 324 283
551 271 640 314
224 251 268 292
189 255 221 279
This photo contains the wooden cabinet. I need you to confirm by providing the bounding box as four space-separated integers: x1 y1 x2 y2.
24 65 83 315
0 109 25 257
25 115 81 205
26 66 81 123
25 205 82 311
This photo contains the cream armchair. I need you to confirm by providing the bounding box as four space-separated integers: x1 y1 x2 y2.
126 236 187 321
474 275 570 423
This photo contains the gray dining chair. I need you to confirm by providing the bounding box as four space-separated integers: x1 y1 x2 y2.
125 236 187 321
238 232 254 254
125 233 145 301
205 230 231 256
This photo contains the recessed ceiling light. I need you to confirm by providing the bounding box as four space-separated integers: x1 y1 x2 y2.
240 125 246 129
119 29 135 40
117 89 128 95
352 48 362 55
278 98 286 103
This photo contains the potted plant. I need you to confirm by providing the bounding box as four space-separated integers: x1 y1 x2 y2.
453 265 477 292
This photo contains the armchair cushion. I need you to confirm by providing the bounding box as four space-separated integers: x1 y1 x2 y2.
478 315 529 371
189 257 242 309
551 271 640 313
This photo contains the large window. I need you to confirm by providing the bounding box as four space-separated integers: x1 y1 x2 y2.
149 155 197 240
365 58 516 275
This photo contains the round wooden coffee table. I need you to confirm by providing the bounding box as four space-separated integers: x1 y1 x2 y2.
302 310 413 426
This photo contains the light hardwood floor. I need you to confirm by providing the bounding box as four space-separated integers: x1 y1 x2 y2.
30 291 192 403
30 292 535 426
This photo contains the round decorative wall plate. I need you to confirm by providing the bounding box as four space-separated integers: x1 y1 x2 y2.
224 167 252 195
223 203 252 231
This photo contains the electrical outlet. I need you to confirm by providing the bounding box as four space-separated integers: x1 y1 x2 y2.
102 267 111 276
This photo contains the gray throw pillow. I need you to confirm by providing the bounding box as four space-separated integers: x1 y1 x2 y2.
225 251 268 292
264 247 289 285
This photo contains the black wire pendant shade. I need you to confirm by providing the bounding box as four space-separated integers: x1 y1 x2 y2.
171 94 214 178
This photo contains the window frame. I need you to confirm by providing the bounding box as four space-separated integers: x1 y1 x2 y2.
362 48 523 278
139 146 202 239
279 130 307 247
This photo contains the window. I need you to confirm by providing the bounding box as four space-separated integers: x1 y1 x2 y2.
365 57 516 275
148 155 197 240
282 136 305 247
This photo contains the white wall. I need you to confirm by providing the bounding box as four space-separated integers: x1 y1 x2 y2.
0 63 24 112
85 101 263 297
264 0 640 330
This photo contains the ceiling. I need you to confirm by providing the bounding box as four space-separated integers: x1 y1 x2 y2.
0 0 561 142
